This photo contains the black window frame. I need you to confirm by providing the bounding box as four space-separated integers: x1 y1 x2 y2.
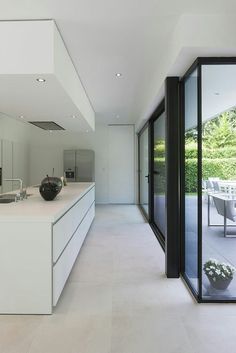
180 57 236 303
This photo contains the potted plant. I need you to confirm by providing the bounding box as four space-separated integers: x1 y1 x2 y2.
203 259 236 290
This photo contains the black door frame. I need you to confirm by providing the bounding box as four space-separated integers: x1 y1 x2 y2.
165 77 180 278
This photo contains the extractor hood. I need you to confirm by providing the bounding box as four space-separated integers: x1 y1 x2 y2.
29 121 65 131
0 20 95 132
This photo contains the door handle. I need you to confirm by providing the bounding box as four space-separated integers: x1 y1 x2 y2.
145 175 149 183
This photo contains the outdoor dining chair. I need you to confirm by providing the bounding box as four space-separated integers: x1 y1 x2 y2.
212 195 236 237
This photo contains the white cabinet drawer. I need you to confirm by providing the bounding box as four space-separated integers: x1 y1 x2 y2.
53 203 95 306
53 187 95 262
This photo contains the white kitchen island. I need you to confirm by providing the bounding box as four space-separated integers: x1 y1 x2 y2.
0 182 95 314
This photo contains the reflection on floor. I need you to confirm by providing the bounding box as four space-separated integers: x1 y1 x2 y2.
154 194 166 235
186 195 236 299
141 203 149 215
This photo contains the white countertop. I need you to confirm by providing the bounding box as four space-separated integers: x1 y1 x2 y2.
0 182 95 223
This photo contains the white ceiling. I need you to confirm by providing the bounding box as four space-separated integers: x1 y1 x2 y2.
202 65 236 122
0 74 93 132
1 0 236 125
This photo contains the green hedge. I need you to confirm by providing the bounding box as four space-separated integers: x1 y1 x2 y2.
154 145 236 193
154 145 165 159
155 157 236 192
154 158 166 193
155 144 236 159
185 159 198 192
185 145 236 159
185 158 236 193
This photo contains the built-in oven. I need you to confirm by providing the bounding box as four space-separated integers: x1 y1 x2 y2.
64 168 75 182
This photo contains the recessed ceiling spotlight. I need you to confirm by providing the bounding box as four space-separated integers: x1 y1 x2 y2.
19 115 24 119
36 78 46 83
86 130 89 133
72 115 76 119
115 73 122 77
49 130 53 133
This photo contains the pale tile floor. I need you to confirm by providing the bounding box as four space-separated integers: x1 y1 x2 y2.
1 205 236 353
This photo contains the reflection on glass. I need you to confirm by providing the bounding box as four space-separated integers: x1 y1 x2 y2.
184 69 199 293
153 112 166 236
139 127 149 216
202 64 236 300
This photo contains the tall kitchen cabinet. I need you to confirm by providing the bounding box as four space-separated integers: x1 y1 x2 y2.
0 139 30 193
1 140 13 192
12 141 29 189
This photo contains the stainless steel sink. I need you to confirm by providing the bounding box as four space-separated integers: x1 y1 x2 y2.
0 198 16 204
0 194 17 198
0 193 32 202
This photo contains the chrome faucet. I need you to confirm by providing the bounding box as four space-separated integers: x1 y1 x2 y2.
4 178 27 200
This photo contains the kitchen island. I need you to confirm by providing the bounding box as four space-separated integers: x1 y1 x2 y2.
0 182 95 314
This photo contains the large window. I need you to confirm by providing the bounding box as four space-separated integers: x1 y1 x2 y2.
184 68 199 294
201 64 236 300
182 59 236 302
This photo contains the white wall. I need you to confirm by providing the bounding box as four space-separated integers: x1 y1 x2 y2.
0 113 32 143
108 125 135 204
29 123 111 203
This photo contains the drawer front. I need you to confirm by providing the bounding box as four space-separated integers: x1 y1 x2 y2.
53 203 95 306
53 187 95 262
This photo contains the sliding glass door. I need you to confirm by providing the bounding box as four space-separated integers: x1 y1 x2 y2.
153 111 166 238
138 101 166 246
139 125 149 218
183 68 199 294
138 80 180 277
182 58 236 302
201 63 236 301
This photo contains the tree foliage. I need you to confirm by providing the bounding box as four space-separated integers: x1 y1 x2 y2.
184 108 236 192
185 108 236 148
202 110 236 148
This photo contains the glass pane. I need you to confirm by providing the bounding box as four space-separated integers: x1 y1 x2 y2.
202 64 236 300
139 127 149 216
153 111 166 236
184 69 199 293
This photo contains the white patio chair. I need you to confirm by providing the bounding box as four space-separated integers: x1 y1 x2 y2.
212 196 236 237
212 181 220 193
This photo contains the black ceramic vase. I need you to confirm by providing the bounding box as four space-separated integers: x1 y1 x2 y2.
41 176 63 193
39 175 62 201
39 183 58 201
